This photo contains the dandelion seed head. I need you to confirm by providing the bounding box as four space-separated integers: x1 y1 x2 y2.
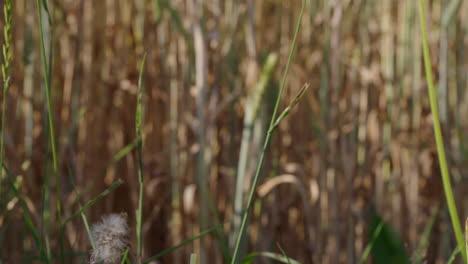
90 213 129 264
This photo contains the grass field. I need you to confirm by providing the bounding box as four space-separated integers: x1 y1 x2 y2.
1 0 468 263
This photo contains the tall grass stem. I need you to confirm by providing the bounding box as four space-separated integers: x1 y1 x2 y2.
0 0 12 203
37 0 61 222
230 1 307 263
417 0 466 262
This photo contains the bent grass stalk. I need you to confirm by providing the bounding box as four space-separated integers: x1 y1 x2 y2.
417 0 466 263
230 1 307 263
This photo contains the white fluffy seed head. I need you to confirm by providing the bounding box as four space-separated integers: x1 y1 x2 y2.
90 213 129 264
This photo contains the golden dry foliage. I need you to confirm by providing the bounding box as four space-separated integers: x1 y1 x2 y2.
0 0 467 263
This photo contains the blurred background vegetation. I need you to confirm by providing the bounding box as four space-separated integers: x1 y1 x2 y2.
0 0 468 263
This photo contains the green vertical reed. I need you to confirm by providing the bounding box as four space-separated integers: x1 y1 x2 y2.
417 0 466 262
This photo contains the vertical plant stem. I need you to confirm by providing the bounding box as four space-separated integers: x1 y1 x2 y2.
36 0 63 261
0 0 12 203
232 53 277 253
465 217 468 263
417 0 466 262
230 1 306 263
136 54 147 262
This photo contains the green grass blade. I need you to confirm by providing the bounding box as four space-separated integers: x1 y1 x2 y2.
230 1 307 263
358 220 384 264
466 217 468 264
417 0 466 262
121 248 130 264
36 1 63 261
63 179 123 226
67 168 96 250
112 137 140 163
447 246 461 264
142 224 221 264
136 53 147 261
365 212 410 264
80 208 95 250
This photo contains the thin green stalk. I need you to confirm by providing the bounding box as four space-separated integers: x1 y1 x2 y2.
358 220 384 264
37 0 62 243
121 248 130 264
232 53 277 257
230 1 307 263
0 0 12 207
417 0 466 262
466 217 468 264
68 169 96 250
448 246 461 264
136 54 147 261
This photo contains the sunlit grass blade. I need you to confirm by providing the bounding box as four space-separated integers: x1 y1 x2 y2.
230 1 307 263
417 0 466 262
276 243 292 264
142 224 221 264
136 53 147 262
190 253 198 264
241 252 302 264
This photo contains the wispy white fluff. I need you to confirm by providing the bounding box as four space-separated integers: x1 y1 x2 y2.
90 213 129 264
